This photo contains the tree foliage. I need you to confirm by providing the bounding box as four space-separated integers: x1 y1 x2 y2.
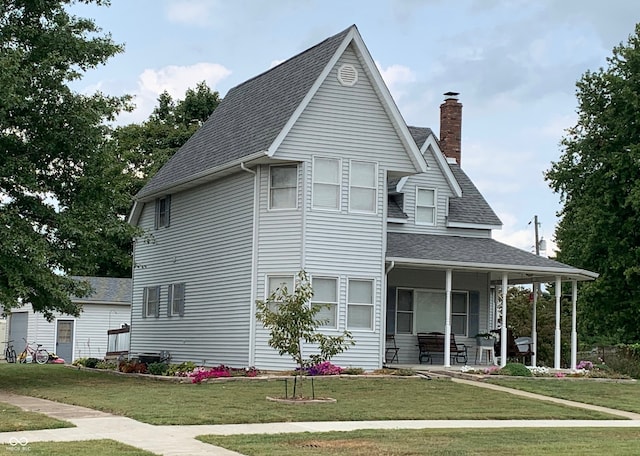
545 24 640 343
113 81 221 197
255 271 354 378
0 0 133 318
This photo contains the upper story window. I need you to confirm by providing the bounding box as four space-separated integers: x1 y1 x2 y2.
143 286 160 318
349 161 377 213
416 188 436 225
168 283 185 317
155 196 171 229
269 165 297 209
312 157 341 210
311 277 338 329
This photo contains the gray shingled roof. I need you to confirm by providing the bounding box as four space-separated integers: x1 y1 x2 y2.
387 194 408 219
386 232 597 280
405 125 501 227
407 126 434 147
71 277 132 304
137 26 354 199
447 165 502 226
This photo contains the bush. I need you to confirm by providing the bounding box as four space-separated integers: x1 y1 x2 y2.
499 363 533 377
72 358 88 367
84 358 101 369
166 361 197 377
341 367 365 375
95 360 117 370
118 360 147 374
147 362 169 376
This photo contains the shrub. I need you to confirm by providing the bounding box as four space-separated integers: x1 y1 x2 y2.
341 367 365 375
147 362 169 376
84 358 101 369
72 358 88 367
499 363 533 377
95 360 117 370
188 365 258 384
118 360 147 374
166 361 197 377
301 361 343 376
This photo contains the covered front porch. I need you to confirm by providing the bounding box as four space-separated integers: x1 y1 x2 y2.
384 233 598 370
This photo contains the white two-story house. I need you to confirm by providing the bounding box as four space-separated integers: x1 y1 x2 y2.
128 25 597 371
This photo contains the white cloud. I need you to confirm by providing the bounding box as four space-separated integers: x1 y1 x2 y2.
165 0 217 27
118 62 232 124
376 61 417 101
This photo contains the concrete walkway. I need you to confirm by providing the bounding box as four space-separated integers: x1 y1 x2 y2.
2 381 640 456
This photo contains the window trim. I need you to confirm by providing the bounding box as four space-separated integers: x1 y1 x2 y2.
268 164 298 210
311 276 339 329
349 160 378 214
451 290 470 337
347 278 375 331
167 283 185 317
142 286 160 319
312 156 342 211
415 187 436 226
154 195 171 229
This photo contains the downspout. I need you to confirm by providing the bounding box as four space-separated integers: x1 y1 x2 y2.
241 163 259 367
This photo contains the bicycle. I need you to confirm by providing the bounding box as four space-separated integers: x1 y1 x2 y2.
4 340 16 363
18 338 49 364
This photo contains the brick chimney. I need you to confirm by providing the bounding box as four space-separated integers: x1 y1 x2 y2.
439 92 462 165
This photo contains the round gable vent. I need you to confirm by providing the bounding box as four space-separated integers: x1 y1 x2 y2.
337 64 358 86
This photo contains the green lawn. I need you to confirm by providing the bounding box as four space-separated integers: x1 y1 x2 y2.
0 402 73 432
200 428 640 456
487 378 640 414
1 440 157 455
0 364 618 425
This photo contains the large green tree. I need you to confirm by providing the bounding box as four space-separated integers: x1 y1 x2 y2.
113 81 221 196
0 0 132 319
546 24 640 343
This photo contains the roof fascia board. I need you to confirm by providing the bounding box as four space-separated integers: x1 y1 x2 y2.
127 201 143 226
423 135 462 197
135 151 266 203
386 256 599 281
395 176 410 192
446 221 502 230
71 300 131 306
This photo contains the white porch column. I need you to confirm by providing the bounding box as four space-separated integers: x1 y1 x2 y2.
554 276 562 369
444 269 452 368
500 273 508 367
571 280 578 371
532 282 538 367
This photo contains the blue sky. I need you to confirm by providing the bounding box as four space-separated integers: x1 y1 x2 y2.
71 0 640 254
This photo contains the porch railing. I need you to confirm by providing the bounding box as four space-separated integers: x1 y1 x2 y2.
106 325 130 357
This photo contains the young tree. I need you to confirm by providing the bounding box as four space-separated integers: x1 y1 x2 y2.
546 24 640 343
256 271 354 396
0 0 133 318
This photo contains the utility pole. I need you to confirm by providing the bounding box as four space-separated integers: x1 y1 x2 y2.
534 214 540 256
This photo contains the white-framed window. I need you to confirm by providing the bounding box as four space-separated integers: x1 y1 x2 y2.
269 165 297 209
266 275 295 311
416 187 436 225
349 160 377 213
168 283 185 317
451 291 469 336
396 288 414 334
143 286 160 318
347 279 374 330
154 196 171 229
312 157 341 210
311 277 338 328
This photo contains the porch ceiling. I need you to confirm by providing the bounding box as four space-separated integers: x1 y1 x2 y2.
386 232 598 284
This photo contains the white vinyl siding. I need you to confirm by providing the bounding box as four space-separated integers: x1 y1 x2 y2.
269 165 297 209
350 160 377 213
313 157 341 210
347 279 374 330
311 277 338 328
416 187 436 225
131 171 254 366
